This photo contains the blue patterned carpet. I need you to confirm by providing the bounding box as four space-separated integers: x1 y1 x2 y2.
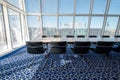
0 47 120 80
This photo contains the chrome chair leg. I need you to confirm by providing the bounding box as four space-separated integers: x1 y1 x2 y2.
28 54 35 69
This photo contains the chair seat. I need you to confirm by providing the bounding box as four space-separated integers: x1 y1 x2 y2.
50 46 66 54
27 47 46 54
73 46 89 54
95 46 112 54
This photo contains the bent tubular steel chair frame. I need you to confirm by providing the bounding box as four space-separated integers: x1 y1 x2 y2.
26 41 46 69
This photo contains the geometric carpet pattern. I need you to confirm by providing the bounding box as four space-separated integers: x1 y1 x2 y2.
0 47 120 80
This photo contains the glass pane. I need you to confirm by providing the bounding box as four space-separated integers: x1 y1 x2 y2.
27 16 41 40
75 16 88 36
90 17 104 36
42 0 57 14
92 0 107 14
59 16 73 37
21 15 27 42
6 0 23 10
43 16 57 37
25 0 40 13
0 5 7 51
104 17 119 36
59 0 74 14
76 0 90 14
109 0 120 14
119 29 120 35
8 9 23 48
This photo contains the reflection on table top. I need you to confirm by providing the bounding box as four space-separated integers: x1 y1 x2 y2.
38 37 120 43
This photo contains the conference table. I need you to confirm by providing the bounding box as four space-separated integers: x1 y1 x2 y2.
40 37 120 43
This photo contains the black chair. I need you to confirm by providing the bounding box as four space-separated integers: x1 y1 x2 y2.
89 35 97 38
93 41 113 56
26 41 46 68
49 41 67 69
54 35 61 38
49 41 67 54
102 35 110 38
66 35 74 38
114 35 120 38
72 41 90 55
42 35 47 38
26 41 46 54
77 35 85 38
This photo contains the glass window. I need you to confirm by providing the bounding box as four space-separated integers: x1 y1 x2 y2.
119 28 120 35
59 16 73 37
75 16 88 36
8 9 23 48
0 5 7 51
59 0 74 14
90 17 104 36
104 17 119 36
42 16 57 37
92 0 107 14
21 15 28 42
109 0 120 14
76 0 90 14
27 16 42 40
42 0 57 14
25 0 40 13
5 0 23 10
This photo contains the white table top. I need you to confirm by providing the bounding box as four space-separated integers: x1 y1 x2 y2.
38 37 120 43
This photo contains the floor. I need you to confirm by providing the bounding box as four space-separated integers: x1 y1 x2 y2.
0 47 120 80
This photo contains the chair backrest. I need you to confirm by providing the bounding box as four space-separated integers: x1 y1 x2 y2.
97 41 113 46
89 35 97 38
77 35 85 38
102 35 110 38
26 41 43 46
66 35 74 38
74 41 90 46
